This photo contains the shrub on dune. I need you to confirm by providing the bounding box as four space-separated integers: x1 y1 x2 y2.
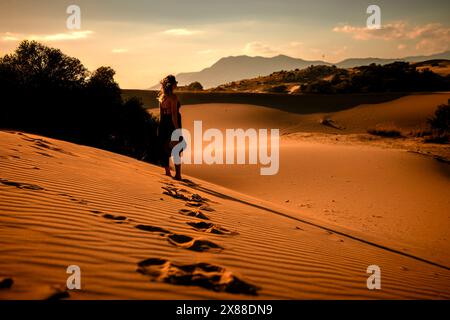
428 104 450 134
425 103 450 144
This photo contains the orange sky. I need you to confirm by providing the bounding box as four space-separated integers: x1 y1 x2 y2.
1 0 449 88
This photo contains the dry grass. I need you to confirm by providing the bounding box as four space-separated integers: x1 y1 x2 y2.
367 125 403 138
424 132 450 144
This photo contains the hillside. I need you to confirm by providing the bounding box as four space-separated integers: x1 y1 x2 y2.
150 51 450 89
209 61 450 94
413 59 450 77
211 65 346 93
164 55 330 89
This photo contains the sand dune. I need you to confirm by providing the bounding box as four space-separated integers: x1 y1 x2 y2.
1 131 450 299
175 93 450 267
171 92 450 135
183 141 450 266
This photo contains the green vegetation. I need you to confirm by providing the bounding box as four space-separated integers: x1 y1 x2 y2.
211 62 450 94
0 41 160 163
301 62 450 93
214 65 342 92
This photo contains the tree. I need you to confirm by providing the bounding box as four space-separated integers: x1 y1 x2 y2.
428 104 450 133
186 81 203 91
0 40 88 90
0 40 160 165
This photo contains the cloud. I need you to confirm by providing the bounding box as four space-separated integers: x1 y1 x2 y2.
333 22 408 40
1 31 94 42
162 28 202 36
242 41 310 58
333 21 450 53
243 41 278 56
2 32 20 41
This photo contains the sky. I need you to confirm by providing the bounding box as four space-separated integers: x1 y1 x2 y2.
1 0 449 88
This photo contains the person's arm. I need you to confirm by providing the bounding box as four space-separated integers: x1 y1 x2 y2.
171 97 179 129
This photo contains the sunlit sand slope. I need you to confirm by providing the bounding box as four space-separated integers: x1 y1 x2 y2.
0 131 449 299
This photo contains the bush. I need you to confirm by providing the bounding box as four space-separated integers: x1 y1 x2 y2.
186 81 203 91
424 132 450 144
0 40 160 164
421 103 450 144
302 62 450 94
266 85 288 93
428 104 450 134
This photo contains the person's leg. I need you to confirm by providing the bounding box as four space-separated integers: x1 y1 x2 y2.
174 164 181 180
174 138 183 180
160 139 171 176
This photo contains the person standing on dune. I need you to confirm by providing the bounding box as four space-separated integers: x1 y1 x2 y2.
157 75 183 180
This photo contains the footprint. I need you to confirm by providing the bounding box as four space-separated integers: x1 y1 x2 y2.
0 178 44 191
21 136 52 144
33 141 75 156
162 186 191 201
0 277 13 289
187 221 237 235
44 286 70 300
162 185 209 204
69 198 88 205
167 234 223 252
24 284 70 300
191 193 208 203
179 208 210 220
137 258 260 296
36 151 54 158
102 214 127 221
185 201 203 208
326 231 344 242
59 193 88 205
135 224 171 236
199 205 215 212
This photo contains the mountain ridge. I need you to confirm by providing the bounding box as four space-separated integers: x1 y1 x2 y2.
150 51 450 89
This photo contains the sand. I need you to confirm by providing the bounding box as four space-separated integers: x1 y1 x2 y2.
176 93 450 267
1 93 450 299
172 92 450 135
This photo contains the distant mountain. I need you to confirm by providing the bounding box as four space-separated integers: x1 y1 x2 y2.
151 55 330 89
336 58 399 69
336 51 450 68
150 51 450 89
